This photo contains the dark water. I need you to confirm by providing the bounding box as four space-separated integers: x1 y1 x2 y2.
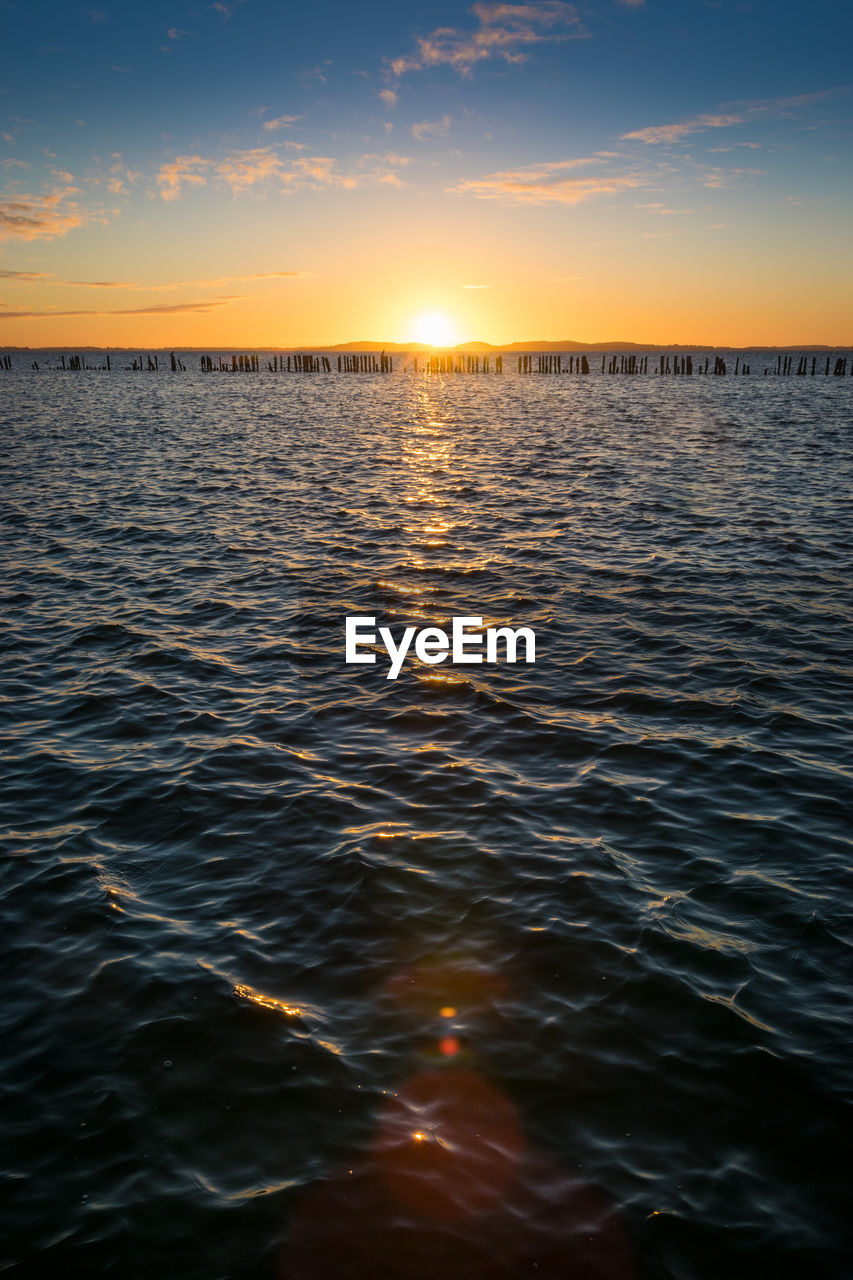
1 359 851 1279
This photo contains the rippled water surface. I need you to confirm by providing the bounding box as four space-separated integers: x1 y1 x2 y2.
2 361 851 1279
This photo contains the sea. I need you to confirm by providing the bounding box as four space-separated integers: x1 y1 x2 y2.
1 352 851 1280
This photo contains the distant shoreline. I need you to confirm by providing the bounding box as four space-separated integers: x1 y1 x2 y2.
2 342 852 354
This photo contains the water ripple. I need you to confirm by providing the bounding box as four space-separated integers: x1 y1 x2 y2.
1 364 851 1278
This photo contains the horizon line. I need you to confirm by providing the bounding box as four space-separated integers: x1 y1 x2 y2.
2 340 852 353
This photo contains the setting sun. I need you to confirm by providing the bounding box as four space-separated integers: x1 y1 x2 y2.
411 311 459 348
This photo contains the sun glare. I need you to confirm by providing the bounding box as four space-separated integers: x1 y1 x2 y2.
412 311 459 348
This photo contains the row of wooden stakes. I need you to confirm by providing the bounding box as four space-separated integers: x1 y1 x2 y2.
2 352 852 377
199 353 390 373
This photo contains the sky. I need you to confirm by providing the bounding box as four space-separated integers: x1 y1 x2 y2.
0 0 851 346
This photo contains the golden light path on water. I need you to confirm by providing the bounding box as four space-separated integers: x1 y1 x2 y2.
275 374 636 1278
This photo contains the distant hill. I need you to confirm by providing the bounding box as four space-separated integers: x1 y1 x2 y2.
3 341 849 353
325 339 850 354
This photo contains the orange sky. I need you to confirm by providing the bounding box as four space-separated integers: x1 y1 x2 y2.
2 2 851 347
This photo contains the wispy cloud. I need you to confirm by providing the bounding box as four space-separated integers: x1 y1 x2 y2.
211 0 247 19
378 89 398 109
262 115 300 131
0 297 241 320
161 25 190 51
0 181 91 241
635 203 692 214
388 2 583 78
700 165 763 189
168 271 305 288
157 148 409 198
0 268 53 281
100 153 142 196
451 156 644 205
216 147 289 192
0 269 306 290
358 153 411 166
412 115 451 141
157 154 209 201
624 113 744 144
622 89 843 144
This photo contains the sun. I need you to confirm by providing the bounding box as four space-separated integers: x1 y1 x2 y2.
411 310 459 348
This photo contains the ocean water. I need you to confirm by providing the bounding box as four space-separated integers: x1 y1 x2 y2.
1 357 851 1280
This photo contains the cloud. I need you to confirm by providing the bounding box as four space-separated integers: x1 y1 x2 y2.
735 88 841 114
0 181 90 240
157 147 408 201
100 154 142 196
157 154 209 201
708 141 761 152
0 268 53 280
63 279 136 288
450 156 644 204
379 89 398 108
623 113 744 144
700 166 762 188
0 269 306 291
636 203 692 214
622 89 844 145
0 297 242 320
412 114 451 141
216 147 288 192
262 115 300 131
287 153 409 189
388 2 582 78
183 271 306 286
211 0 247 18
358 152 411 166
